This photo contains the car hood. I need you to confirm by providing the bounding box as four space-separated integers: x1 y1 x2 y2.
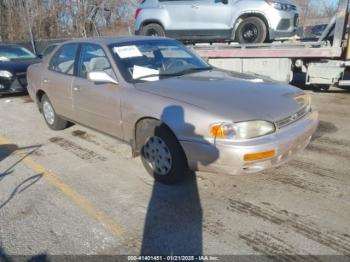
134 70 303 123
0 58 41 74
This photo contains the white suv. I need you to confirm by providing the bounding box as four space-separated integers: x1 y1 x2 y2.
134 0 299 44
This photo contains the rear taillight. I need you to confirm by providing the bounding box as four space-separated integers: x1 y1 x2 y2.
135 8 142 19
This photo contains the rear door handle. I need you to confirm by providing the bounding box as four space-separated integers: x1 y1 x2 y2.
191 4 199 8
73 85 81 92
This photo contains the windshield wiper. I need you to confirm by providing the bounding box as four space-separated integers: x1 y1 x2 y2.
171 67 212 76
133 73 177 81
133 67 212 81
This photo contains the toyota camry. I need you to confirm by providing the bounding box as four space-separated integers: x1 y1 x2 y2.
27 37 318 184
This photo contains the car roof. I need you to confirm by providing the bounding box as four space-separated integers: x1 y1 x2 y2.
63 36 172 46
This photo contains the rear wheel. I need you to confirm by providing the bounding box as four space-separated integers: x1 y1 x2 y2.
236 17 267 44
140 23 165 37
139 120 188 184
41 94 69 130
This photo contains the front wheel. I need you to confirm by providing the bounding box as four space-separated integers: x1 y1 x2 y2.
236 17 267 44
41 94 69 130
139 121 188 184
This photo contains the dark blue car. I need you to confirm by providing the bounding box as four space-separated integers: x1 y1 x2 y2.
0 44 40 95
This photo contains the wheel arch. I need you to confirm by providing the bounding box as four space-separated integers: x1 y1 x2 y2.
132 117 186 159
140 19 165 30
233 12 271 40
36 89 46 111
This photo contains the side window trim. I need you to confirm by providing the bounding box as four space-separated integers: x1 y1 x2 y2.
77 43 87 78
75 43 83 77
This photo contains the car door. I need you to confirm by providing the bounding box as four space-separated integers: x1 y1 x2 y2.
192 0 233 33
159 0 198 36
42 43 79 119
72 43 122 137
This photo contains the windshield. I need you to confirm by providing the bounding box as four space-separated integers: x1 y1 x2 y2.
0 46 36 61
109 40 211 83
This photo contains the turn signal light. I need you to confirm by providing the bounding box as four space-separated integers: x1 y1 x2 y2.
210 123 235 139
244 150 276 162
210 125 225 138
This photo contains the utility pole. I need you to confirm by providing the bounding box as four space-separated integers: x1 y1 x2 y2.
23 0 37 54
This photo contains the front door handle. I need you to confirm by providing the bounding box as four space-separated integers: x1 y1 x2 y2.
191 4 199 8
73 85 81 92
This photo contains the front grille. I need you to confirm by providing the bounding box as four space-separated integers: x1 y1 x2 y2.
18 77 27 87
290 5 297 11
276 107 309 129
15 72 27 87
277 19 291 30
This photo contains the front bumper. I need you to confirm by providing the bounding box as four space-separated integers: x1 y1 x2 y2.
180 110 319 175
0 74 27 94
267 8 299 39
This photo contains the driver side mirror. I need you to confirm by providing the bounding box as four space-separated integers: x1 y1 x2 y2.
88 71 118 85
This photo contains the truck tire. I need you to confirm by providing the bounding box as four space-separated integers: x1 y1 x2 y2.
236 17 267 44
138 120 188 184
140 23 165 37
41 94 69 130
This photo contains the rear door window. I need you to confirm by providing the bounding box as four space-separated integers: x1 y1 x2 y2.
49 43 79 75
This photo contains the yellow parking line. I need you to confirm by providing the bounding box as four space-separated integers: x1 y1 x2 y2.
0 135 139 250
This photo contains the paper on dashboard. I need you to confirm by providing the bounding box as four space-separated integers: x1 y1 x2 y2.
113 45 142 59
133 65 159 81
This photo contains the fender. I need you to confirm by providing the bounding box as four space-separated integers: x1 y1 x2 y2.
140 19 165 29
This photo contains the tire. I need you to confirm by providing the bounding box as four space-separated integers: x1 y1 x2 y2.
41 94 69 130
236 17 267 44
140 23 165 37
139 120 188 184
312 85 331 92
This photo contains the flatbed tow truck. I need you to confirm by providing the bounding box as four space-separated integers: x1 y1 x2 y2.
190 0 350 90
3 0 350 91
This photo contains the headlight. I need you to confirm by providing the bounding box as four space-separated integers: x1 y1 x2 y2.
210 120 276 140
266 0 294 11
271 1 283 10
0 70 13 79
294 93 311 111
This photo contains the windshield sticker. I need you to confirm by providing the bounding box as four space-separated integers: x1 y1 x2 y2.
0 56 10 62
133 65 159 82
113 45 142 59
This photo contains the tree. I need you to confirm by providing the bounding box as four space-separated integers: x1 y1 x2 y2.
294 0 338 26
0 0 133 41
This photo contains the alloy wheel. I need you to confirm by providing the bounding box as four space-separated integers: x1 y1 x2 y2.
242 23 259 43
